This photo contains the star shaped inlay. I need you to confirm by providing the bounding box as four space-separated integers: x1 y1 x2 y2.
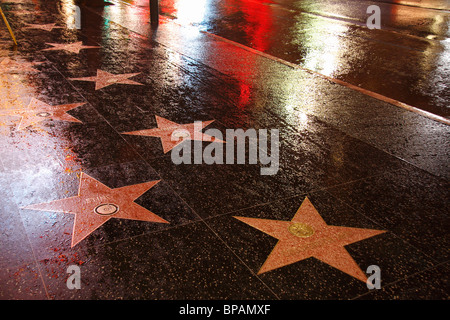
68 69 144 90
0 57 43 73
23 23 63 32
43 42 100 54
0 98 84 130
22 173 168 247
122 115 225 153
234 197 386 282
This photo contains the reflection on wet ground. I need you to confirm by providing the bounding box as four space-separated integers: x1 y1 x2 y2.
152 0 450 119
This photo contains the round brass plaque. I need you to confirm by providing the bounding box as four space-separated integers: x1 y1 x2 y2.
94 203 119 216
36 112 51 117
172 130 190 139
288 223 315 238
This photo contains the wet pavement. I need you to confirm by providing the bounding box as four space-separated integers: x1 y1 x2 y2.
0 0 448 300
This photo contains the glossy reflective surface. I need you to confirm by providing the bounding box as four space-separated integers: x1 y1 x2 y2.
0 0 448 300
153 0 450 118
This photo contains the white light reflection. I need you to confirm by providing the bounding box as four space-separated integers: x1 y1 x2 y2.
175 0 207 26
302 20 348 77
58 0 79 29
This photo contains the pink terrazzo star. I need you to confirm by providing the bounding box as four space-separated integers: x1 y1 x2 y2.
0 98 84 130
23 173 168 247
122 115 225 153
43 42 100 54
234 197 386 282
23 23 63 32
68 69 144 90
0 57 43 73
